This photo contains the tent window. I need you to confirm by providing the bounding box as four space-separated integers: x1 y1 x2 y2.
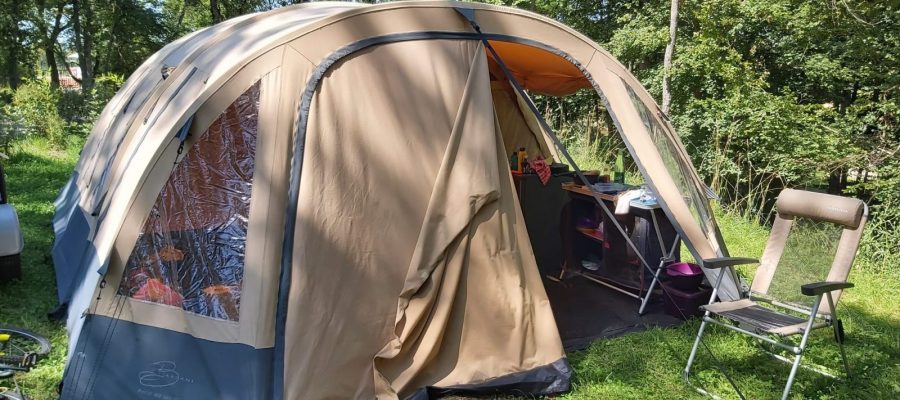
621 81 717 246
118 81 261 321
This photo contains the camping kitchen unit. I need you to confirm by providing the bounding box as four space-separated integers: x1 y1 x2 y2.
51 2 744 399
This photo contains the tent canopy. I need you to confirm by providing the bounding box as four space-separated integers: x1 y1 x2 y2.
52 2 740 399
486 40 592 96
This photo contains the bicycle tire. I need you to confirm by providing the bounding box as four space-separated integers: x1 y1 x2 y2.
0 389 29 400
0 326 51 371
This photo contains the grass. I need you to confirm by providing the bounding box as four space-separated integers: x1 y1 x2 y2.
0 136 897 399
561 212 900 399
0 136 81 398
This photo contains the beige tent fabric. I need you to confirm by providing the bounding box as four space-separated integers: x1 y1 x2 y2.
513 87 562 163
60 2 747 390
86 53 307 348
282 39 563 399
491 81 554 162
73 2 741 318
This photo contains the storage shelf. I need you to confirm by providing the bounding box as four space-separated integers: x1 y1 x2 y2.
575 227 604 243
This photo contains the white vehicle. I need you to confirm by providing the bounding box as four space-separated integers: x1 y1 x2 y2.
0 155 23 282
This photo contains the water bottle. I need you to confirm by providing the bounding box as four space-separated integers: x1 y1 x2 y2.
614 150 625 184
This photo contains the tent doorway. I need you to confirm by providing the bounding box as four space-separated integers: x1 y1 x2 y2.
487 41 686 350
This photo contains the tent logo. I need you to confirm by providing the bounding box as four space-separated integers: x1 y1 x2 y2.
139 361 181 387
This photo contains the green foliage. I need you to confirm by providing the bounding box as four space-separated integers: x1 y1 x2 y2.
858 199 900 275
9 80 66 144
0 0 896 397
88 72 124 114
482 0 899 274
1 71 119 146
0 87 22 151
92 1 168 76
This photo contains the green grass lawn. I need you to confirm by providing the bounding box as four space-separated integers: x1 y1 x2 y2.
0 137 81 398
561 210 899 399
1 137 897 399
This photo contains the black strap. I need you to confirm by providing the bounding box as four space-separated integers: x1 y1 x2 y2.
175 115 195 157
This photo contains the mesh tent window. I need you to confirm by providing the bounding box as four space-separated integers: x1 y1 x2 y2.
622 82 720 252
117 81 261 321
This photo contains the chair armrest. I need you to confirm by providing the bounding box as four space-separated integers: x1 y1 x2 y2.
801 281 854 296
701 257 759 269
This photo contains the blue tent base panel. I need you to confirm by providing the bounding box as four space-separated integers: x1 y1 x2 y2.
60 315 274 400
51 180 93 305
60 315 573 399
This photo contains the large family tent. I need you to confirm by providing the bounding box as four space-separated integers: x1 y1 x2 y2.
51 1 743 399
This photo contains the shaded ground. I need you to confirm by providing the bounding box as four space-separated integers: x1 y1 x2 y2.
543 274 681 351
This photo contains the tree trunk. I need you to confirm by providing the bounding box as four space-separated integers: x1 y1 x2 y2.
72 0 95 91
211 0 224 23
828 168 847 194
38 1 66 89
83 0 95 89
45 45 60 88
661 0 680 114
6 0 21 89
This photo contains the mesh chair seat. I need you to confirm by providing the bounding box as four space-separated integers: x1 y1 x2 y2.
702 299 827 336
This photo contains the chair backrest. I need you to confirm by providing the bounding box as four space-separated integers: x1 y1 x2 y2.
750 189 867 314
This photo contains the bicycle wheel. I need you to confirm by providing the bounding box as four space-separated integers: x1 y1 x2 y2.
0 326 51 372
0 389 29 400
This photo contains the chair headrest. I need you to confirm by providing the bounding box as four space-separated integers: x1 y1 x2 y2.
775 189 866 229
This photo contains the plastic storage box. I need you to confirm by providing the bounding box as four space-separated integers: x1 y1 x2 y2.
661 282 712 320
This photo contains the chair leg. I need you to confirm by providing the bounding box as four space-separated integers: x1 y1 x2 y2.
826 293 852 378
781 352 804 400
781 294 822 400
683 316 708 381
834 320 851 378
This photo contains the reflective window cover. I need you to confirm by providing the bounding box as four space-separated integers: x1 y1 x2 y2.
119 82 260 321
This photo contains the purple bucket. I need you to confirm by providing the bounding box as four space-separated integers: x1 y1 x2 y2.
665 262 703 291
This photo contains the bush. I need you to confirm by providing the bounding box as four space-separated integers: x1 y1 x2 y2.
859 199 900 275
2 74 123 145
1 87 21 151
90 73 125 115
10 80 67 144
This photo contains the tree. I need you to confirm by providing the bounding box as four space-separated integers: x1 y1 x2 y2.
661 0 679 114
33 0 69 88
210 0 224 23
1 0 26 89
72 0 95 91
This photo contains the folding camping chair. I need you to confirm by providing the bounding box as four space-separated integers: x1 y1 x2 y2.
683 189 868 400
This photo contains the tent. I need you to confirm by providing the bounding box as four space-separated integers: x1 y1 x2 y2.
51 2 743 399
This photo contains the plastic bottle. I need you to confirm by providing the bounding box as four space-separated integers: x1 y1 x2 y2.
510 152 519 172
517 147 527 173
614 149 625 184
